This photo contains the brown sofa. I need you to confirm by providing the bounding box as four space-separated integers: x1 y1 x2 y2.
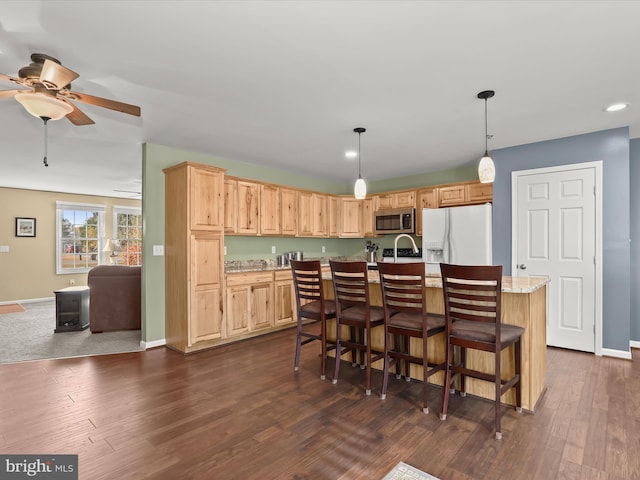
88 265 141 333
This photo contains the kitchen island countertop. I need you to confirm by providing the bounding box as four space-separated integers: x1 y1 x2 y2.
322 270 549 294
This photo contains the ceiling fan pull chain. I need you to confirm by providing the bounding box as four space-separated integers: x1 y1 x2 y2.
41 116 50 167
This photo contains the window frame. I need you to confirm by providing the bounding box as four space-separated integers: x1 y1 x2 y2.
113 205 142 266
56 201 106 274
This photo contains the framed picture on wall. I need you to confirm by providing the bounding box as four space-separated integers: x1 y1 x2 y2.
15 217 36 237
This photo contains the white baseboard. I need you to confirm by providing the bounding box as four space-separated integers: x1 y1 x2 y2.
601 347 632 360
140 338 166 350
630 341 640 349
1 297 54 305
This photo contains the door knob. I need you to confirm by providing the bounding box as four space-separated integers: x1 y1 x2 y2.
517 264 527 270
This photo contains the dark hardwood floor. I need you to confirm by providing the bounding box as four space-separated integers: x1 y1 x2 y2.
1 327 638 479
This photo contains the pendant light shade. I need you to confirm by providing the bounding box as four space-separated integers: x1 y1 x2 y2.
353 127 367 199
477 90 496 184
354 177 366 199
478 154 495 183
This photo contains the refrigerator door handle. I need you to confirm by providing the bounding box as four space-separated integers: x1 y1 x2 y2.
443 208 451 264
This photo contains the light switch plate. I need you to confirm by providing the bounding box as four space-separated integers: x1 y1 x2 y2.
152 245 164 256
0 245 9 253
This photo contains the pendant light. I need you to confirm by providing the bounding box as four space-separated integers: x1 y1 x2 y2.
477 90 496 183
353 127 366 199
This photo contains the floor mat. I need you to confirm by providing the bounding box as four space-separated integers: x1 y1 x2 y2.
0 304 26 314
382 462 440 480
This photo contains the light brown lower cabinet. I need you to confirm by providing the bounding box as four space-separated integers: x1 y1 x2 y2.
225 271 274 337
274 269 296 326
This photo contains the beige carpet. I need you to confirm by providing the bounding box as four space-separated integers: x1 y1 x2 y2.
0 300 144 364
0 303 26 314
383 462 440 480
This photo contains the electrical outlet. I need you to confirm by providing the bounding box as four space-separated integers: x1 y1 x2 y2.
322 246 326 253
272 246 276 254
224 246 227 256
152 245 164 256
69 279 75 286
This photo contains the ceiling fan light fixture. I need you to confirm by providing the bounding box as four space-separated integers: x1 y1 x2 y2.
353 127 367 199
15 92 72 120
477 90 496 184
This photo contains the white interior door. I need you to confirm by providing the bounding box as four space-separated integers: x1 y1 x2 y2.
512 163 601 353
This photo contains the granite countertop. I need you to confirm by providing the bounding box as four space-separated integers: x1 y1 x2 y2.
224 256 364 274
225 259 549 294
321 270 549 294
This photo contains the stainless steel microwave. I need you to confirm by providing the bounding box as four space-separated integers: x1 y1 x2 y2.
374 208 415 235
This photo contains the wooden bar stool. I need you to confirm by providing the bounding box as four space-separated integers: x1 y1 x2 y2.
290 260 337 380
377 261 446 414
329 260 385 395
439 263 524 439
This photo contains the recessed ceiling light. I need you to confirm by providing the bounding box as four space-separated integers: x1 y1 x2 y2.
345 150 357 159
604 102 629 112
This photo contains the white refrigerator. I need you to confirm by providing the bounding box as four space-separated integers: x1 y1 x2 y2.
422 203 492 274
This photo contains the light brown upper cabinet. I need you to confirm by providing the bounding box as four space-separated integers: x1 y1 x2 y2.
339 197 363 238
188 166 225 231
259 184 281 235
362 198 377 237
223 174 490 239
416 187 439 236
280 188 298 236
224 177 237 233
438 184 466 207
298 191 329 237
329 195 340 238
373 190 416 211
298 191 313 237
438 181 492 207
466 182 493 204
236 180 260 235
312 193 329 237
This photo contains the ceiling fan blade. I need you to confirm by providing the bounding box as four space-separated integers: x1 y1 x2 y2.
0 72 24 86
0 89 23 99
65 90 141 117
60 98 95 126
113 189 142 197
40 59 79 90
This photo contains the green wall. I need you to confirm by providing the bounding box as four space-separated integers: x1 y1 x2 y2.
141 143 480 343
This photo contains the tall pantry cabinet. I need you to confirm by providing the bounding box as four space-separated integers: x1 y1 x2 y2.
164 162 226 353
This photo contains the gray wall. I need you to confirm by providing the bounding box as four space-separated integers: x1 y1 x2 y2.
491 127 631 352
631 139 640 342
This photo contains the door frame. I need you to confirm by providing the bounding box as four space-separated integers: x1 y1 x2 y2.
511 161 603 355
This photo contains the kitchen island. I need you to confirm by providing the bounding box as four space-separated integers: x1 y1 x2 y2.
322 272 548 412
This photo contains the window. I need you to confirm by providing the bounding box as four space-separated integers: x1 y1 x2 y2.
113 206 142 266
57 202 105 274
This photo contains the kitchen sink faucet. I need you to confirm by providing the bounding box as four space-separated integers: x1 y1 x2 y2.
394 233 419 263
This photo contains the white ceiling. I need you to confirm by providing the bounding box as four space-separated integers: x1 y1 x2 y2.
1 1 639 199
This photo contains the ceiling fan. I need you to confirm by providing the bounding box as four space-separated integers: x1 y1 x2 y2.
0 53 141 125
